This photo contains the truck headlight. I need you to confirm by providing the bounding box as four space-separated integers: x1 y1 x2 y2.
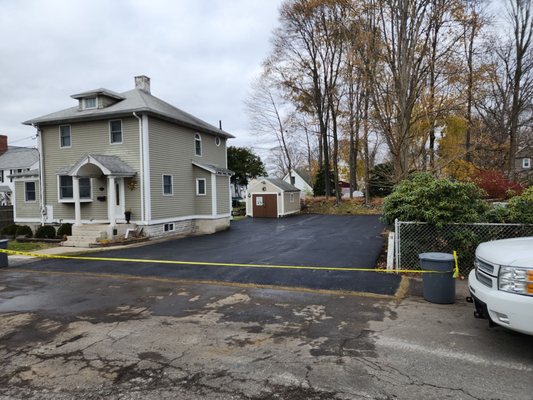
498 266 533 296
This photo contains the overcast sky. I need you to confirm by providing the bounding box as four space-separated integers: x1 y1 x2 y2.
0 0 283 151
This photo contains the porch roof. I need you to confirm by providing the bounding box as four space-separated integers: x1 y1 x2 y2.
192 160 234 176
61 154 136 177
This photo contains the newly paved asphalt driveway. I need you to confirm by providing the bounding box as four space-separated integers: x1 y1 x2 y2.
16 215 401 295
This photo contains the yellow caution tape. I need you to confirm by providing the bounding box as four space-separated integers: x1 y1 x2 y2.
453 250 460 279
0 248 452 274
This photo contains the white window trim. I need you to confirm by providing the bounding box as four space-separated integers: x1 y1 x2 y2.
109 119 123 145
162 174 173 196
215 136 221 147
59 125 72 149
164 223 175 232
196 178 207 196
523 158 531 169
83 97 97 110
290 193 295 203
24 181 37 203
194 133 202 157
57 175 93 203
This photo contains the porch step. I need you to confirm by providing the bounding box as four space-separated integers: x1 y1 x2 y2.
63 223 137 248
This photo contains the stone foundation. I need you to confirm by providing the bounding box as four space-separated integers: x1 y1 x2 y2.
143 217 230 239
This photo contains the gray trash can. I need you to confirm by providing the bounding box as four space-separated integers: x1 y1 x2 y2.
419 252 455 304
0 239 8 268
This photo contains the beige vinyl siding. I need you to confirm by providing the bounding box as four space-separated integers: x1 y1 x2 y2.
283 192 300 214
245 180 281 216
216 175 230 215
40 117 141 221
15 180 40 218
148 117 227 219
194 168 211 215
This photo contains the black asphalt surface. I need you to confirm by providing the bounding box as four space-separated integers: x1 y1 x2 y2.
15 215 401 295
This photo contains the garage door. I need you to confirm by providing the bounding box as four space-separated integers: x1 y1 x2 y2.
252 194 277 218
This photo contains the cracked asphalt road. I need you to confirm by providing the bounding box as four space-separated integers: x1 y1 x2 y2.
0 270 532 400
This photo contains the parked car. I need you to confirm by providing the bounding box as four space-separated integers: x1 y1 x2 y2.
468 237 533 335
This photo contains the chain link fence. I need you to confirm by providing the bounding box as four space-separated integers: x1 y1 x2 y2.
394 220 533 276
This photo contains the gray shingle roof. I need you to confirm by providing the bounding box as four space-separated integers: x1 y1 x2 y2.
66 154 136 177
0 147 39 169
0 185 12 192
264 177 300 192
24 88 234 139
192 161 234 176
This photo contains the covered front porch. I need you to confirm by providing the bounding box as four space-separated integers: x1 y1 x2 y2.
61 154 138 247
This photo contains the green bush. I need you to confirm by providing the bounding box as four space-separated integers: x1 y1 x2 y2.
382 173 488 226
57 223 72 237
368 163 394 197
507 186 533 224
35 225 57 239
15 225 33 238
484 203 511 223
1 224 20 236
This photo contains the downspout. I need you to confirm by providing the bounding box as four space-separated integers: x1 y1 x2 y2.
133 112 145 223
33 124 45 226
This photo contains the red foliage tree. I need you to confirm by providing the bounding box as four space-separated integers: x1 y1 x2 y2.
473 170 525 199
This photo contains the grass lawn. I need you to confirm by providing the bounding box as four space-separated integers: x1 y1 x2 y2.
302 196 384 215
7 241 58 252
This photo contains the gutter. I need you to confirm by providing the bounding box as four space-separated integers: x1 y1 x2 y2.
133 112 145 223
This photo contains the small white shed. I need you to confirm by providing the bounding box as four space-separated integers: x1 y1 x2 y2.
246 178 301 218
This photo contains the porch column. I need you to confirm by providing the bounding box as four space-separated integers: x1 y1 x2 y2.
73 176 81 226
108 176 116 227
211 173 217 216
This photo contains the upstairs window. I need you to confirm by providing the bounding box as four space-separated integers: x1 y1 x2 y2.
60 125 71 148
290 176 296 185
523 158 531 169
163 175 173 195
83 97 97 109
195 133 202 156
59 176 91 200
110 120 123 144
25 182 36 202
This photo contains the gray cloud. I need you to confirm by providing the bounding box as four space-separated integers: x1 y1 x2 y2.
0 0 282 150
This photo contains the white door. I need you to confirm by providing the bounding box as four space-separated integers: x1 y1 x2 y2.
114 178 125 221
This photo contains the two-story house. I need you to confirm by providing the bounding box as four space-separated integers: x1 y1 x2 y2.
515 145 532 184
13 76 233 246
0 135 39 205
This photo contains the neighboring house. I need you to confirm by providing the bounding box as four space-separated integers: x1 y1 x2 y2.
283 168 313 197
14 75 234 245
246 178 300 218
0 135 39 205
515 145 532 184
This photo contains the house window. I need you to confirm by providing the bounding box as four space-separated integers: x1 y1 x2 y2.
84 97 97 109
290 193 295 203
25 181 36 202
59 176 91 200
196 178 206 196
163 175 173 195
290 176 296 185
60 125 71 148
195 133 202 156
524 158 531 169
0 170 3 183
215 136 221 147
110 120 122 144
164 223 175 232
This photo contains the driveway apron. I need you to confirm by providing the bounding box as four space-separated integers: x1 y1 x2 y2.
15 215 401 295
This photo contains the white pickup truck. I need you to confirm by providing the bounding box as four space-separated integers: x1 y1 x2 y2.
468 237 533 335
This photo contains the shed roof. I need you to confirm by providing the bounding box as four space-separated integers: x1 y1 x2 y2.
24 88 234 139
255 177 300 192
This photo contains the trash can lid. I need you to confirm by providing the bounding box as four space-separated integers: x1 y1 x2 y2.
418 252 454 262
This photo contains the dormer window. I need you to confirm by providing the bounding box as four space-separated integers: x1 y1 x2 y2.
83 97 97 109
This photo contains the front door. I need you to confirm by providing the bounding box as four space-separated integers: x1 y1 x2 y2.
114 178 125 221
253 194 277 218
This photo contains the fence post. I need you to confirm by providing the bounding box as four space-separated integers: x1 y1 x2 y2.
394 219 399 272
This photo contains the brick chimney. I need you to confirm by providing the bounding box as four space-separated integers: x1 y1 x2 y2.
0 135 7 156
134 75 151 93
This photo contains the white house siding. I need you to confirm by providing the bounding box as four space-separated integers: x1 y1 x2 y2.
148 117 227 221
14 180 40 219
39 117 141 222
216 175 230 215
283 192 300 214
283 172 312 197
